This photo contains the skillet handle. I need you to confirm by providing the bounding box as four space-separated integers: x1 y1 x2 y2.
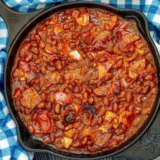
0 0 44 51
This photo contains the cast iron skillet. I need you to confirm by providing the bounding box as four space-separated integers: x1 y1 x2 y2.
1 1 160 159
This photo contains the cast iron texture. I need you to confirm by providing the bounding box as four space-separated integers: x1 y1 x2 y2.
1 1 160 159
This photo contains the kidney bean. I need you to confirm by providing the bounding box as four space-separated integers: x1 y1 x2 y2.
27 124 35 134
55 103 61 114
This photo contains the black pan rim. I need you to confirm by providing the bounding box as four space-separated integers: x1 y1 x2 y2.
4 1 160 159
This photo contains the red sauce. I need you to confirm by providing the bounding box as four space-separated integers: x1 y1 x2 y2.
11 8 157 153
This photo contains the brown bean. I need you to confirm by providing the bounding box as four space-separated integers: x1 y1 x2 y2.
74 93 82 99
98 117 103 125
134 108 142 115
82 98 87 104
126 92 133 102
32 113 37 120
24 108 31 115
145 75 154 81
24 115 31 122
37 102 45 109
40 65 47 73
89 79 96 85
24 54 33 62
30 47 39 54
133 117 141 127
13 88 21 99
40 92 47 101
103 97 110 106
55 103 61 114
112 102 119 112
34 58 41 64
49 92 55 103
142 86 150 95
43 137 50 144
81 136 88 145
55 121 64 130
27 124 35 134
49 133 55 143
12 68 19 77
136 95 142 104
52 115 60 121
46 102 52 111
87 52 94 61
56 60 63 70
35 78 40 84
117 59 123 68
128 104 135 112
83 92 88 99
72 141 80 148
86 87 93 94
118 91 126 98
91 116 98 127
88 97 94 104
39 40 46 48
142 108 150 115
105 73 114 81
98 106 106 116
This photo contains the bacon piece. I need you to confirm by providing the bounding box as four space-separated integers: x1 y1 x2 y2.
20 87 42 109
35 110 52 134
119 111 135 127
117 30 140 51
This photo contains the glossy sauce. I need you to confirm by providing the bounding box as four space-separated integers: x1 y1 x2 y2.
11 8 157 153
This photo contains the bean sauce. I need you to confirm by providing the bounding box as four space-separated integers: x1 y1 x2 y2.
11 8 157 153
